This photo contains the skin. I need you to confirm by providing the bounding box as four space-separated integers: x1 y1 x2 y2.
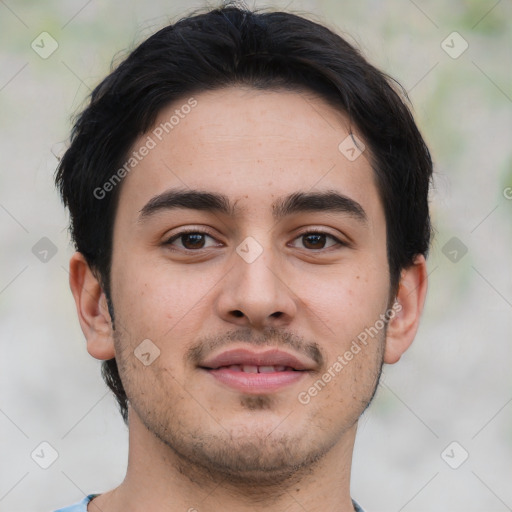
69 86 428 512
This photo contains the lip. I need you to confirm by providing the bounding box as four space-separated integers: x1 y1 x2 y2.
199 348 315 394
200 348 315 371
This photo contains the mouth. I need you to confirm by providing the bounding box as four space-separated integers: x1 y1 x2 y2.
209 364 299 373
199 348 314 394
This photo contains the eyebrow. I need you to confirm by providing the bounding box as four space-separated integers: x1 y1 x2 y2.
137 188 368 224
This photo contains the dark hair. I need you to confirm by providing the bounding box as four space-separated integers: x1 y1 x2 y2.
55 3 433 424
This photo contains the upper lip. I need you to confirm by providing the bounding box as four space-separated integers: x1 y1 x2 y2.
199 348 316 371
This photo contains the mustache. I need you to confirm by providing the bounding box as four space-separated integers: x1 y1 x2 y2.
185 326 324 367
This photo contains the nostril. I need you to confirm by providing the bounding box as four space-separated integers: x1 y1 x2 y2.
232 310 244 317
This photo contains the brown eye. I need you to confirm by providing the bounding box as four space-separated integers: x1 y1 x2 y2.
302 233 327 249
165 231 219 251
180 233 207 249
291 231 344 251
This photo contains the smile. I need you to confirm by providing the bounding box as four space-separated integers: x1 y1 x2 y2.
213 364 298 373
199 348 315 394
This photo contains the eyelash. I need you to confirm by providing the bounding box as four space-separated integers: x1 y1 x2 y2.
163 228 347 252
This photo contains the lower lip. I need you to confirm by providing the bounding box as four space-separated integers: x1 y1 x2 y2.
203 368 307 394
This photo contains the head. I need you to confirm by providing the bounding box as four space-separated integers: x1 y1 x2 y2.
57 4 431 484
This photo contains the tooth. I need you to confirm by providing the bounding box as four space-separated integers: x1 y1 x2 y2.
274 366 287 372
242 365 258 373
258 366 276 373
228 365 242 372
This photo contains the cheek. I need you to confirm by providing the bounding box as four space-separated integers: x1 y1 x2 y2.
111 258 192 335
296 260 389 327
110 257 226 374
294 269 389 395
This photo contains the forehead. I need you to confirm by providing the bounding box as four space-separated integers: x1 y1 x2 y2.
115 86 382 224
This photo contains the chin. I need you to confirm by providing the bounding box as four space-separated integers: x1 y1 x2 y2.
168 426 332 487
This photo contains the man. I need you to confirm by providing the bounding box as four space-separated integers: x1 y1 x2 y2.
53 2 432 511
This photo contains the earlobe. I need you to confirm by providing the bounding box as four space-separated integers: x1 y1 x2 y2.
69 252 116 360
384 255 428 364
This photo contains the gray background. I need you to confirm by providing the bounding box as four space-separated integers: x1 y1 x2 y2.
1 1 511 511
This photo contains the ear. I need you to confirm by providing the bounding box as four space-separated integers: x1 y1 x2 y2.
384 254 428 364
68 252 116 360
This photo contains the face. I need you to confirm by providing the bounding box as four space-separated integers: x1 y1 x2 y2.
108 86 391 483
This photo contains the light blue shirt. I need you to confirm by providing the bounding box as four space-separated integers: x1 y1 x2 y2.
53 494 366 511
52 494 99 511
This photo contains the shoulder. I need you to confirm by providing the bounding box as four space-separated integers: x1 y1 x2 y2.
52 494 99 512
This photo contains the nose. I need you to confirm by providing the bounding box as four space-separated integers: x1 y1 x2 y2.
214 239 298 330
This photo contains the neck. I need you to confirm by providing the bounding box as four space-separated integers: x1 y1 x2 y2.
90 411 358 512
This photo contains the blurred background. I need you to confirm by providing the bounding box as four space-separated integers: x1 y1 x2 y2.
1 1 511 511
